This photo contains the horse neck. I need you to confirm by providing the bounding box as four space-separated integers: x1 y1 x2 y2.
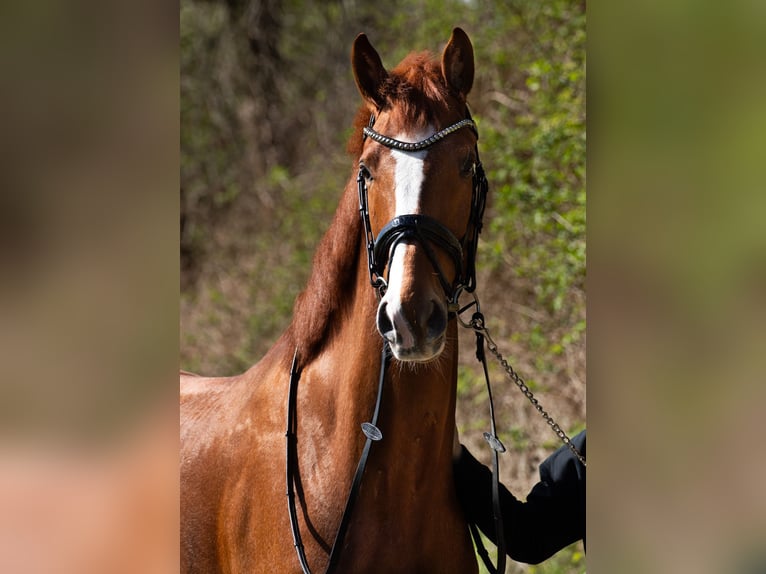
319 276 461 456
373 322 461 479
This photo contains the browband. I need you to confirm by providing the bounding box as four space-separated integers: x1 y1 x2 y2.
362 118 477 151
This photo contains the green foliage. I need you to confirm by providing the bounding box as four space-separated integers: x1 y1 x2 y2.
180 2 243 206
529 542 586 574
478 1 586 320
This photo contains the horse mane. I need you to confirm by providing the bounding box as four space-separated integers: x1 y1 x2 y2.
289 50 458 361
287 171 362 361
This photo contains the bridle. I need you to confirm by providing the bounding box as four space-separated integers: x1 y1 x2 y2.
286 112 506 574
358 112 488 310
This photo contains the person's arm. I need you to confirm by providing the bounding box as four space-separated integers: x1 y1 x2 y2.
453 430 586 564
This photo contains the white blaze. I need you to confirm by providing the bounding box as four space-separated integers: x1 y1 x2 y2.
391 145 428 216
382 129 430 344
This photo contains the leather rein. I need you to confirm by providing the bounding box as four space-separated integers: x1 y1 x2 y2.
285 114 506 574
286 344 390 574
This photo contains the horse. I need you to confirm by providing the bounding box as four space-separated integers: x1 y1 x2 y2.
181 28 488 574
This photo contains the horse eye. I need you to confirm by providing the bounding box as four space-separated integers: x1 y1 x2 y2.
460 156 476 177
359 163 373 181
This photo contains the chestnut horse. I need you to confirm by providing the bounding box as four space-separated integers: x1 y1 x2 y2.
181 28 487 574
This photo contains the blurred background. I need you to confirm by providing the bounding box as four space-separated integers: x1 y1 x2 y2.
180 2 585 572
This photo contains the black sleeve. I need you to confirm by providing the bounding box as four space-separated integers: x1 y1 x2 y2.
453 430 586 564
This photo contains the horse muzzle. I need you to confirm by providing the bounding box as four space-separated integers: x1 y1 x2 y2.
375 243 449 362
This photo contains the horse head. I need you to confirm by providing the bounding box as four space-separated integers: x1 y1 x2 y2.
352 28 485 363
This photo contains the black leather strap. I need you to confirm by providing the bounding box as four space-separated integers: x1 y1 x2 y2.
373 214 464 299
286 349 312 573
469 315 507 574
373 215 463 275
324 343 389 572
286 343 390 574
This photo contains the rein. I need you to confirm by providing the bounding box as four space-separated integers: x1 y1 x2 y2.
457 295 587 468
286 344 391 574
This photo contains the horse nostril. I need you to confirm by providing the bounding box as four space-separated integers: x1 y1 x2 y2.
425 300 447 340
377 302 395 339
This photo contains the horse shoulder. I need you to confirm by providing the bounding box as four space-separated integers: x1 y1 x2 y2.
180 354 292 573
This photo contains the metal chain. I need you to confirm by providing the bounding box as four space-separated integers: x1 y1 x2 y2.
457 296 586 468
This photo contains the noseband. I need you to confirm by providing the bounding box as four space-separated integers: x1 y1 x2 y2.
357 113 489 310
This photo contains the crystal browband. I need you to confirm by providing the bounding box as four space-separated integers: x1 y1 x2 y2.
362 118 477 151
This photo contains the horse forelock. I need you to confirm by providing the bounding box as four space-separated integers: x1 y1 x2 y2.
383 52 453 122
347 51 461 158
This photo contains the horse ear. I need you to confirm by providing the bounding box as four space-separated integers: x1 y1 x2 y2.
441 27 474 98
352 33 388 109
